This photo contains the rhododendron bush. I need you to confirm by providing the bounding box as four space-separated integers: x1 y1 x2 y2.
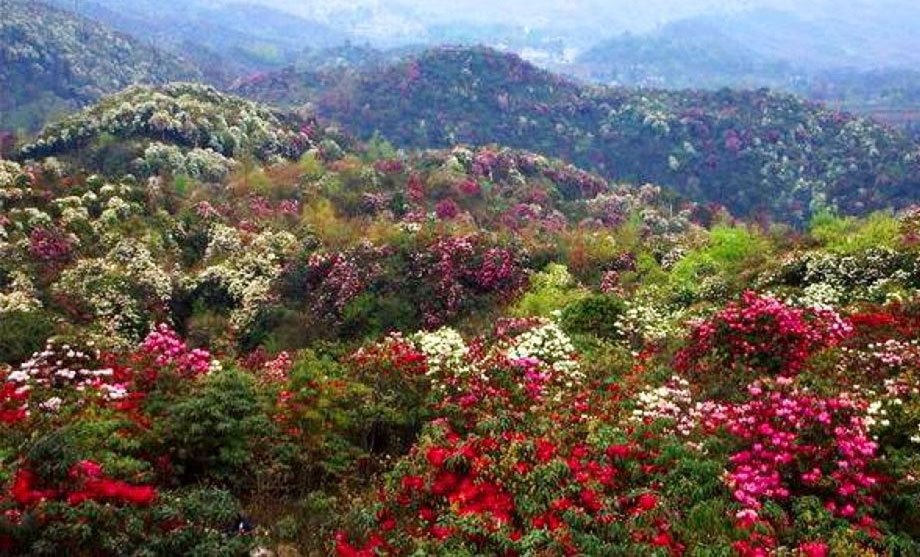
329 304 918 555
675 291 853 396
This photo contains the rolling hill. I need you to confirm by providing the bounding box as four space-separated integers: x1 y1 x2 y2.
0 0 201 133
45 0 352 84
15 82 343 180
235 46 920 222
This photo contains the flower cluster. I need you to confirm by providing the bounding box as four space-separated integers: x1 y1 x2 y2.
139 324 217 376
3 341 131 416
305 243 387 319
10 460 156 509
504 320 583 390
675 291 852 382
702 380 880 526
350 333 428 378
28 227 75 262
412 235 527 326
631 375 696 436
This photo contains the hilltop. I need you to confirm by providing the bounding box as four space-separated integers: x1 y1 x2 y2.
235 46 920 222
45 0 351 84
14 83 353 181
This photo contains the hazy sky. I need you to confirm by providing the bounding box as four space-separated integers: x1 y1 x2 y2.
259 0 833 29
241 0 919 45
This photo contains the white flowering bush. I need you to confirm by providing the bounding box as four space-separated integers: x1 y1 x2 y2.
631 375 696 437
504 321 583 384
187 229 297 332
54 240 172 341
0 272 42 314
412 327 470 379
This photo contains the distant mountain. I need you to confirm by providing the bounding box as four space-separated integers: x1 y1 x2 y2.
573 14 920 131
45 0 351 82
237 46 920 221
575 20 799 90
230 45 414 110
0 0 201 133
692 6 920 71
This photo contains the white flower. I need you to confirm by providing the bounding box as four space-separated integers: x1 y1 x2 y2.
40 397 63 412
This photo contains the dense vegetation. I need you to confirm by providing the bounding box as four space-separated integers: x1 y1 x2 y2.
45 0 351 85
2 85 920 555
236 47 920 223
15 83 334 173
0 0 201 133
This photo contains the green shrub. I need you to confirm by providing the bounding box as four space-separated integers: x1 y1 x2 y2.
560 294 626 340
810 210 900 254
157 367 271 489
511 263 586 317
0 310 54 364
668 225 768 299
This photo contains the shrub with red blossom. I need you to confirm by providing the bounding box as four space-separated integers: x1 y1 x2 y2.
333 329 682 556
0 378 28 425
335 418 680 556
675 291 852 394
10 460 156 509
456 178 481 197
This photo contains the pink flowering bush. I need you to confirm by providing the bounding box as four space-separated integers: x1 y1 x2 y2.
412 235 527 327
699 380 881 527
28 227 74 262
140 323 215 376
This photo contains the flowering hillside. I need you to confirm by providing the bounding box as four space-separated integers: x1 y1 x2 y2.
237 46 920 223
2 86 920 556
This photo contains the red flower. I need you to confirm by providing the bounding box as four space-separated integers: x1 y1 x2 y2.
550 497 573 512
430 525 453 540
513 461 531 475
11 469 56 506
426 446 451 468
606 443 632 459
431 470 460 495
797 542 829 557
535 438 556 463
579 488 603 513
118 484 156 505
70 459 103 479
401 475 425 492
635 493 658 513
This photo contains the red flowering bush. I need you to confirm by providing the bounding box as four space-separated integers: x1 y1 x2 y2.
11 460 156 508
0 328 260 555
346 334 432 453
675 292 852 395
334 330 683 556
